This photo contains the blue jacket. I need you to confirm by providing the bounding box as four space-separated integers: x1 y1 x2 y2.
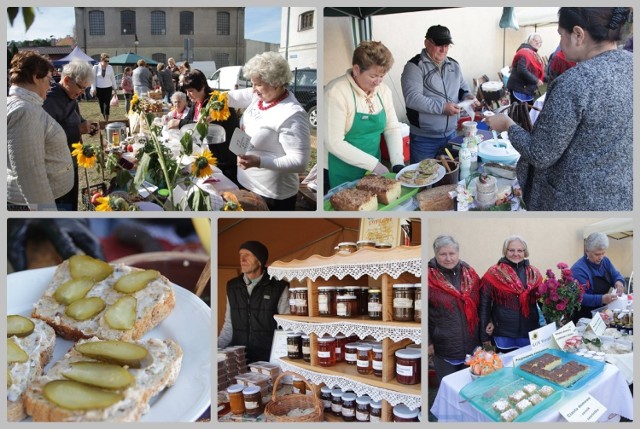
571 254 625 308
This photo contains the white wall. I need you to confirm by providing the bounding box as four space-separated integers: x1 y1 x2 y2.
280 7 318 69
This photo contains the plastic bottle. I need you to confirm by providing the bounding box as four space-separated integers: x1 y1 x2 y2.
459 142 471 181
466 136 478 172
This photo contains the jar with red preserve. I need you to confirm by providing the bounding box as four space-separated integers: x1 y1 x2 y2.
317 336 337 367
334 334 347 362
345 342 358 365
288 287 298 314
393 404 419 422
395 348 421 385
336 295 357 318
318 286 337 316
356 344 373 375
372 344 383 377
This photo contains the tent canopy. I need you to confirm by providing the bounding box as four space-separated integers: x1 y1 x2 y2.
583 218 633 240
52 46 96 66
324 7 451 18
108 53 158 66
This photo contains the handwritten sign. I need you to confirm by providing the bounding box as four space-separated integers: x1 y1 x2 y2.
511 349 539 367
229 128 254 156
560 394 606 422
552 321 577 350
589 312 607 336
529 323 557 352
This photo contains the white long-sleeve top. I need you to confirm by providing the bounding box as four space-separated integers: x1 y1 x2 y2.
90 64 117 91
227 88 310 200
7 86 74 210
324 70 404 171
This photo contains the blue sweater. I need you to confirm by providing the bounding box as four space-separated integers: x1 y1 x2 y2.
571 255 625 308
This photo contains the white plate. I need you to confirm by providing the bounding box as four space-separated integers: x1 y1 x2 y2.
395 163 446 188
7 267 211 422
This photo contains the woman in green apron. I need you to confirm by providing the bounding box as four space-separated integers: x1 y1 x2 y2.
325 41 406 191
571 232 626 322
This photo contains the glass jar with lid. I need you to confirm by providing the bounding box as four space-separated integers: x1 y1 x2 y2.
227 384 245 415
331 388 343 416
335 334 347 362
286 332 302 359
392 284 415 322
345 342 358 365
242 386 264 416
301 334 311 362
344 286 360 300
337 242 357 254
336 295 357 318
320 385 332 411
317 336 337 367
395 348 421 385
375 242 392 249
296 287 308 316
368 289 383 320
288 287 298 315
393 404 419 422
414 283 422 323
357 240 376 250
372 344 384 377
318 286 337 316
356 344 373 375
369 400 382 422
358 287 370 315
341 392 357 421
292 376 306 394
355 395 371 422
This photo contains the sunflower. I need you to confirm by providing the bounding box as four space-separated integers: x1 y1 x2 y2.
207 91 231 121
130 93 140 113
71 142 97 168
95 196 112 211
190 149 217 178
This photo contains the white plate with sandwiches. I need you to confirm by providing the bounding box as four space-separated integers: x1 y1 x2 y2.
395 161 446 188
7 266 211 422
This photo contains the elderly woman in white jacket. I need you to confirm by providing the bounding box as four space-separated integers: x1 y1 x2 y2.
226 51 311 211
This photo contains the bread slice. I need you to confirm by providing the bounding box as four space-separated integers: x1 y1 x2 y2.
23 337 183 422
330 188 378 211
355 175 402 205
32 260 175 342
7 317 56 421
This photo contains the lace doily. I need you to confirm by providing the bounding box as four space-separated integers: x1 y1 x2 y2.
278 359 422 410
274 316 421 344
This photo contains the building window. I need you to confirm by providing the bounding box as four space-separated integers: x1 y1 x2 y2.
151 11 166 35
121 10 136 36
214 52 230 68
298 11 314 31
180 11 194 35
88 10 105 36
152 53 167 64
217 12 230 35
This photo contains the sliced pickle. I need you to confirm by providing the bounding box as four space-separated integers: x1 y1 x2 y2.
7 315 35 337
8 339 28 363
113 270 160 294
43 380 123 410
65 297 106 321
7 369 12 387
62 362 134 390
104 296 137 330
53 278 95 305
69 255 113 282
75 341 148 368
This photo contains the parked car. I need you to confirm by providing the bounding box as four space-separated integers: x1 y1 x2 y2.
290 68 317 129
207 66 251 91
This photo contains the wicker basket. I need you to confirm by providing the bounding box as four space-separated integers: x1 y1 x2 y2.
263 371 324 422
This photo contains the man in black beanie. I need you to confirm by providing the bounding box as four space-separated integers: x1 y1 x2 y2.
218 240 290 363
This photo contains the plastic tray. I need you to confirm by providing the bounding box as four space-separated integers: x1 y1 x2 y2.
513 348 605 391
324 173 419 211
459 367 563 422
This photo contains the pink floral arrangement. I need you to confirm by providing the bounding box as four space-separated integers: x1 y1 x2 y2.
537 263 585 325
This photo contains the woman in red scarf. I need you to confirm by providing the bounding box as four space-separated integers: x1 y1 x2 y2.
480 235 543 352
428 235 491 382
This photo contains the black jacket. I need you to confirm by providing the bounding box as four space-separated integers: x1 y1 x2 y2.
42 82 84 146
428 258 481 360
506 43 542 96
227 273 288 363
479 257 540 342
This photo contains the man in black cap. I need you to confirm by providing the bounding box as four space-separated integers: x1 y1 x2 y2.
401 25 479 162
218 240 290 363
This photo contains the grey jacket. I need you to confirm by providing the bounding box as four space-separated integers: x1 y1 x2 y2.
401 49 472 138
509 49 632 211
132 66 153 91
157 68 174 94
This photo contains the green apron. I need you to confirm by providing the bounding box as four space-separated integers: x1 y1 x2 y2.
328 90 386 188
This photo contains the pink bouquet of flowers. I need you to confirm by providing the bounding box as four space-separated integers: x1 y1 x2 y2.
537 263 585 325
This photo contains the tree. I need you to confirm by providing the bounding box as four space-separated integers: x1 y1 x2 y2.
7 7 36 31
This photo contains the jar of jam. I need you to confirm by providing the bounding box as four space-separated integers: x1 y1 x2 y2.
335 334 347 362
357 240 376 250
292 376 306 394
395 348 421 385
227 384 245 415
296 287 309 316
341 392 357 421
242 386 264 416
288 287 298 314
368 289 382 320
337 242 357 254
337 295 357 318
320 386 332 411
287 332 302 359
345 342 358 365
318 286 337 316
344 286 360 300
393 284 415 322
358 287 369 315
369 400 382 422
331 388 343 416
393 404 419 422
414 283 422 323
317 336 337 367
302 334 311 362
372 344 383 377
356 344 373 375
355 395 371 422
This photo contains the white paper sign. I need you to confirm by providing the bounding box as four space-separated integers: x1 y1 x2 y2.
552 321 577 350
512 349 539 367
589 312 607 336
529 322 557 352
229 128 254 156
560 394 607 422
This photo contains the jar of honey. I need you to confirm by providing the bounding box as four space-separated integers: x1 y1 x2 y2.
296 287 308 316
345 342 358 365
292 376 306 394
335 334 347 363
414 283 422 323
356 344 373 375
302 334 311 362
393 404 419 422
392 284 415 322
227 384 245 415
395 348 421 385
242 386 264 416
336 295 357 318
317 336 337 367
372 344 383 377
286 332 302 359
318 286 337 316
331 388 343 416
368 289 382 320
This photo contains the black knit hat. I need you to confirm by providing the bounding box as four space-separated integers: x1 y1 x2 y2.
426 25 453 46
239 241 269 268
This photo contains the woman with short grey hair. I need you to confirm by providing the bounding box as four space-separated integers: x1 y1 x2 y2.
571 232 625 321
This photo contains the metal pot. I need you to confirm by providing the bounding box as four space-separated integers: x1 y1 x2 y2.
105 122 127 146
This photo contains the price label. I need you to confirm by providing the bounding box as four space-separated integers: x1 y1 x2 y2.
528 323 557 352
552 321 577 350
229 128 255 155
589 312 607 335
560 394 606 422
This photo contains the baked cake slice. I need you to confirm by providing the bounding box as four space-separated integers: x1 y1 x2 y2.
330 188 378 211
355 174 401 205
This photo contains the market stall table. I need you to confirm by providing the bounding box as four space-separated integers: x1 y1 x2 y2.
430 347 633 422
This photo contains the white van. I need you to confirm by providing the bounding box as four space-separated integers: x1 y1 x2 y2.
190 61 217 79
207 66 250 91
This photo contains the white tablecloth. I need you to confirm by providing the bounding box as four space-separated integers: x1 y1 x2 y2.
431 349 633 422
